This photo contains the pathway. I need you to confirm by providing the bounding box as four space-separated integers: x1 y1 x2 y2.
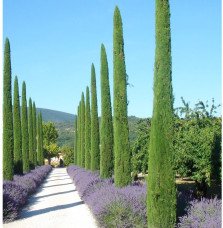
4 168 97 228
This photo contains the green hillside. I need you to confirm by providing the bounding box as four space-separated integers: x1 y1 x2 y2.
36 108 143 148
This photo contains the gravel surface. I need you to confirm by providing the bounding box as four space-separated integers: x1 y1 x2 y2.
3 168 97 228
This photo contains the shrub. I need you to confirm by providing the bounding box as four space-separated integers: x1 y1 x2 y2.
67 165 146 228
178 197 222 228
3 165 52 223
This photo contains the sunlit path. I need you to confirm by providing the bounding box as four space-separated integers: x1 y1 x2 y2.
4 168 97 228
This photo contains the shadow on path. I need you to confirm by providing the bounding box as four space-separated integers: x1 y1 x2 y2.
21 201 84 219
34 189 76 200
49 175 68 178
42 183 73 188
46 178 71 182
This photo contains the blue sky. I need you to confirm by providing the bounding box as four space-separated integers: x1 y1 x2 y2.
3 0 221 117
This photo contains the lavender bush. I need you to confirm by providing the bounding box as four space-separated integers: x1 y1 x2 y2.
178 197 222 228
3 165 52 223
67 166 147 227
67 165 221 228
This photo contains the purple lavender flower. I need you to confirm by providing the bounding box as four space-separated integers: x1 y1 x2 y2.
178 197 222 228
3 165 52 223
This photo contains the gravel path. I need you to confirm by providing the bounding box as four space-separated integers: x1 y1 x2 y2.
4 168 97 228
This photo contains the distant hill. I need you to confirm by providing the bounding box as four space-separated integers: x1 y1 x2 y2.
36 108 143 148
36 108 75 123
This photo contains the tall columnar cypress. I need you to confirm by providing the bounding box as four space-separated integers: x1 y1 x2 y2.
28 98 34 169
21 82 29 173
100 44 113 178
85 86 91 169
77 102 81 166
32 102 37 167
13 76 22 174
113 7 131 187
90 64 100 171
81 93 85 167
40 113 44 165
3 38 14 180
73 116 77 164
147 1 176 227
37 113 44 165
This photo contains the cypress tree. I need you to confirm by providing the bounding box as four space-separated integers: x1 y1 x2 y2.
3 38 14 180
40 113 44 165
81 93 85 167
77 102 81 166
32 102 37 167
21 82 29 173
28 98 34 169
37 113 44 165
113 7 131 187
147 0 176 227
90 64 100 171
85 86 91 169
74 116 78 165
13 76 22 174
100 44 113 178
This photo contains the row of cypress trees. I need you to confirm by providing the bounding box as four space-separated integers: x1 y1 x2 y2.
3 38 44 180
74 2 176 227
73 7 130 188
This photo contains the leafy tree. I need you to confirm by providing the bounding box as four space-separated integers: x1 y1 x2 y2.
131 119 150 178
32 102 37 166
74 116 78 165
147 1 176 227
21 82 29 173
91 64 100 171
81 92 85 167
3 38 14 180
13 76 22 174
100 44 113 178
43 143 60 164
42 122 59 164
62 146 74 166
113 7 131 187
28 98 34 169
174 99 221 196
85 86 91 169
42 122 59 146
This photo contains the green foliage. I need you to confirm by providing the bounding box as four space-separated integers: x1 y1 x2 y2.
91 64 100 171
13 76 22 175
21 82 30 173
85 86 91 169
42 122 59 146
147 1 176 227
77 103 81 166
61 146 74 166
32 102 37 166
174 98 221 196
28 98 34 169
113 7 131 187
128 116 141 144
81 92 86 167
74 117 78 165
44 143 60 160
131 119 150 176
3 38 14 180
37 113 44 165
42 121 59 163
100 44 114 178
